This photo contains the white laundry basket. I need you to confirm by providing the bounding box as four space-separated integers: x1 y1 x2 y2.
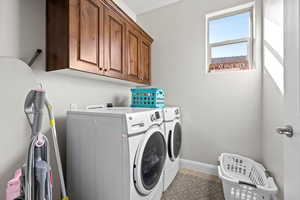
218 153 278 200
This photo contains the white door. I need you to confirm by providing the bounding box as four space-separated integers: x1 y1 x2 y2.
283 0 300 199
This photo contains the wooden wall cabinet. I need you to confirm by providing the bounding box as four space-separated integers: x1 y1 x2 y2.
126 25 151 84
140 36 151 84
127 25 141 83
47 0 153 85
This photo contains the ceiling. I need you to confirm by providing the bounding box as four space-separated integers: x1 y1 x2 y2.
122 0 181 15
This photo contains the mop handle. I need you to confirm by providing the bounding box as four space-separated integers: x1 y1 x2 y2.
44 98 69 200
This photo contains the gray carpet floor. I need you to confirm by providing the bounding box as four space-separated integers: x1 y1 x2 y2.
162 169 225 200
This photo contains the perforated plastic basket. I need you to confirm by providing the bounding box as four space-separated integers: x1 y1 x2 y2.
218 153 278 200
131 88 165 108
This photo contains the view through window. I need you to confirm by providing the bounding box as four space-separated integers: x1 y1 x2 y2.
206 4 254 73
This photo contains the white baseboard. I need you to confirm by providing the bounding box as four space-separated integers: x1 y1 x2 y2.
180 159 218 176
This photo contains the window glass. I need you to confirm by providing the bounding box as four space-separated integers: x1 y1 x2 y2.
209 43 250 72
211 42 248 58
209 12 250 44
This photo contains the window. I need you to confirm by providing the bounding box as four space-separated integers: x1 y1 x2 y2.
206 3 254 73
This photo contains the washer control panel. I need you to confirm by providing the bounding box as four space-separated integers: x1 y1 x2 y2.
150 111 161 122
127 109 163 135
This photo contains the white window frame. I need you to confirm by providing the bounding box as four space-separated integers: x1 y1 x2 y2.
205 2 255 73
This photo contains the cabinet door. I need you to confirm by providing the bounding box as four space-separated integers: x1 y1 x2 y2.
104 8 126 79
126 25 141 82
140 36 151 84
70 0 104 74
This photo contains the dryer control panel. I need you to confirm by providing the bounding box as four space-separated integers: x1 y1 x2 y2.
163 107 181 122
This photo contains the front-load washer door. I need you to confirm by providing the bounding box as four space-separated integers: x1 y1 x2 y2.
168 120 182 161
134 127 166 195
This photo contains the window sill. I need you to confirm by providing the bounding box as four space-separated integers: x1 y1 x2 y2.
205 68 258 76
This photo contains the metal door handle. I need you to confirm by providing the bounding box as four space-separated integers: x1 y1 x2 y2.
276 125 294 138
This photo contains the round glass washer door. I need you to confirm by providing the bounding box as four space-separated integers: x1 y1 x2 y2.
134 127 166 195
168 121 182 161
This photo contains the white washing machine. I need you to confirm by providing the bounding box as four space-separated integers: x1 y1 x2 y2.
162 107 182 191
67 107 166 200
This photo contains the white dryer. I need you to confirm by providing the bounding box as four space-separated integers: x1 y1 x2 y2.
162 107 182 191
67 107 166 200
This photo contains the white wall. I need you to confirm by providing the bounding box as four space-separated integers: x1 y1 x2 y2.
138 0 263 165
0 0 136 199
262 0 284 198
113 0 137 21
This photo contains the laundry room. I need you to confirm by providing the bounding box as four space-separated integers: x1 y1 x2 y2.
0 0 298 199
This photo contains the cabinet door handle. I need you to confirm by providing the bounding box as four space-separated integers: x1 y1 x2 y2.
104 69 108 72
99 67 103 71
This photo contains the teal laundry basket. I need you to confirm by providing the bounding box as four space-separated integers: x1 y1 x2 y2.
131 88 165 108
